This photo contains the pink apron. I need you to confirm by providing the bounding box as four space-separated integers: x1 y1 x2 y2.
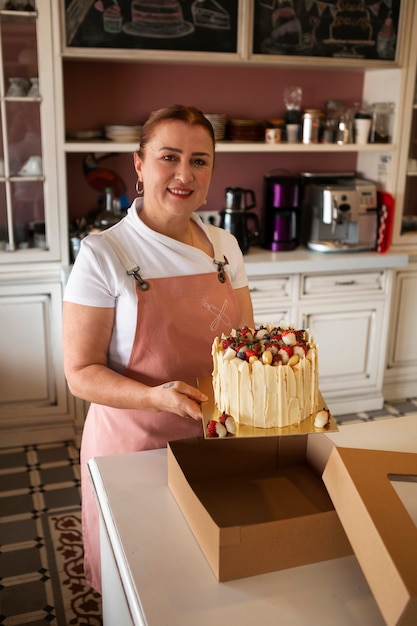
80 230 240 592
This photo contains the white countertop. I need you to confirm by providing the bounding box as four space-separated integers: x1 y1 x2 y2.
243 247 408 276
89 415 417 626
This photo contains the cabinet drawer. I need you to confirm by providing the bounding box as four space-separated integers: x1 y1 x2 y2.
248 276 292 299
249 277 293 326
301 272 385 297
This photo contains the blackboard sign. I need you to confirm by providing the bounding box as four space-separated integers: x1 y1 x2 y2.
252 0 401 61
64 0 239 54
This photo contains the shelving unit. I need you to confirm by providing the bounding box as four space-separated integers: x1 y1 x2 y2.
52 0 417 430
0 1 72 448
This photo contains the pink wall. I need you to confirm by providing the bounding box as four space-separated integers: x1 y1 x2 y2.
64 60 363 233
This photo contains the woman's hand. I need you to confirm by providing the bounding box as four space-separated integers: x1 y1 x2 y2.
150 381 208 420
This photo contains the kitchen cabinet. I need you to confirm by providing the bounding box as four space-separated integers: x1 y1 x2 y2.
0 1 73 447
380 2 417 401
0 271 71 446
245 254 404 415
391 0 417 249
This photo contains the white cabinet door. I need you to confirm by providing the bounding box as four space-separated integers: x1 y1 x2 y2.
299 301 386 414
388 270 417 366
0 293 55 403
0 275 73 446
298 268 390 414
299 302 384 389
384 267 417 400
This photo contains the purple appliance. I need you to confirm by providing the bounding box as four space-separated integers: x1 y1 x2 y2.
263 171 300 251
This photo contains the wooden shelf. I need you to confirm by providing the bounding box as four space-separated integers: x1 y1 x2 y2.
64 140 396 154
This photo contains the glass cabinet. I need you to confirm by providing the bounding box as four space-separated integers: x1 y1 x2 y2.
402 89 417 237
0 0 60 261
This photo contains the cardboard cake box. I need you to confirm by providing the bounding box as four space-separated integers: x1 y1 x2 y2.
168 435 417 626
323 446 417 626
167 434 352 582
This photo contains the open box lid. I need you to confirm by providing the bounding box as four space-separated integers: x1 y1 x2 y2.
323 446 417 626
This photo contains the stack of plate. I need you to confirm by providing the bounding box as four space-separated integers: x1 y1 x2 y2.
204 113 227 141
104 124 143 142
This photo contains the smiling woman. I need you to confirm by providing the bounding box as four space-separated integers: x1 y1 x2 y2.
62 104 254 594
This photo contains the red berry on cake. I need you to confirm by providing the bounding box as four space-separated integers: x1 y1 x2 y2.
282 329 296 346
219 412 237 434
278 345 293 364
293 344 308 357
207 419 227 438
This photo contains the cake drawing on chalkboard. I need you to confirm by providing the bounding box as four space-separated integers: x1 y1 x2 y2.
123 0 195 38
328 0 373 44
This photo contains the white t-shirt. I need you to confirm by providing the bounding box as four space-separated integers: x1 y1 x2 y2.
64 200 249 372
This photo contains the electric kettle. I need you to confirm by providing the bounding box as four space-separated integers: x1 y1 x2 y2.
219 187 260 254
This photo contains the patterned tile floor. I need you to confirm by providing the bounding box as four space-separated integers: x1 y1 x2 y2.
0 399 416 623
0 441 87 625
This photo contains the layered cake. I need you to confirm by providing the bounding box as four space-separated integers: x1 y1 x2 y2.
211 323 319 429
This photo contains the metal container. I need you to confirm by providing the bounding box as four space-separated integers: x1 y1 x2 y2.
302 110 321 144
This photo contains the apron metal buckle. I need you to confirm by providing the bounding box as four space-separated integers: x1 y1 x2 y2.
127 266 150 291
215 261 227 283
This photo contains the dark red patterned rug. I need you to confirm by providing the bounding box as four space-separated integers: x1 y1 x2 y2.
45 509 102 625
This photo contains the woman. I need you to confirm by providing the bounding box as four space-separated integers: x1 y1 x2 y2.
63 104 254 593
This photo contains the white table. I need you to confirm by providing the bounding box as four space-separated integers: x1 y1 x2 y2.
88 415 417 626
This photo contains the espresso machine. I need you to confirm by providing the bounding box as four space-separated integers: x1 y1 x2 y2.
263 170 300 251
301 175 378 252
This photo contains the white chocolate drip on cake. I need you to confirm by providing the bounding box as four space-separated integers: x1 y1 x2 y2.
212 324 319 428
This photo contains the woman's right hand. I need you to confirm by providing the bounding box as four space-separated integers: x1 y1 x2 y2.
149 380 208 420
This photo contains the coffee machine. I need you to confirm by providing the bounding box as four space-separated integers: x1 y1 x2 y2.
263 171 300 251
302 176 378 252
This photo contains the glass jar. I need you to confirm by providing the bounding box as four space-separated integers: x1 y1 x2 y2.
369 102 395 143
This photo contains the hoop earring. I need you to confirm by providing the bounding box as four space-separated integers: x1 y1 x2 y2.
135 179 144 196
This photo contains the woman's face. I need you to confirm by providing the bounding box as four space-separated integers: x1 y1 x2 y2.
134 119 214 220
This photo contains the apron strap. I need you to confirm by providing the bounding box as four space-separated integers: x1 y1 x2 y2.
101 230 150 291
206 224 228 284
101 221 227 287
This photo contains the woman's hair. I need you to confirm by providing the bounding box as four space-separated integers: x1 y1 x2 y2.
137 104 215 159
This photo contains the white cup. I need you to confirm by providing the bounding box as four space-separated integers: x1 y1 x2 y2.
286 124 300 142
19 155 42 176
354 118 372 145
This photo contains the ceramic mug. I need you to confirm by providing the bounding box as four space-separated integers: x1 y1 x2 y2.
265 128 282 144
19 155 42 176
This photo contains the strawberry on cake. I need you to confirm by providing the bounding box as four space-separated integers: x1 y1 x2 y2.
211 323 319 429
